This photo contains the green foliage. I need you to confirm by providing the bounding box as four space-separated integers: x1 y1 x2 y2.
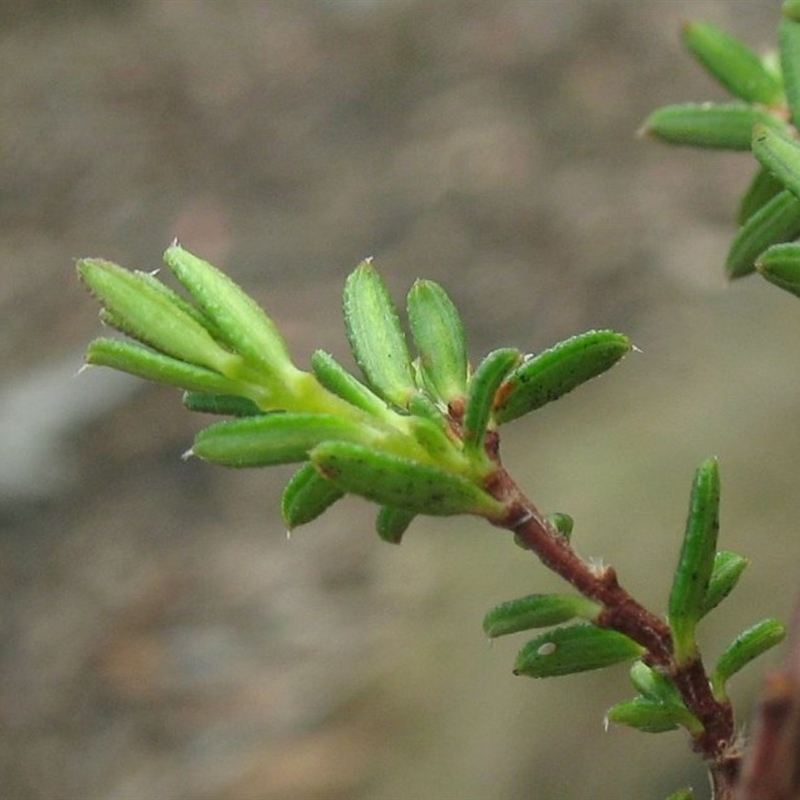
76 7 800 798
646 1 800 293
668 458 720 664
513 624 644 679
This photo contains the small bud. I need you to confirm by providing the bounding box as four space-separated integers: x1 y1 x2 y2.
701 550 749 618
628 661 680 703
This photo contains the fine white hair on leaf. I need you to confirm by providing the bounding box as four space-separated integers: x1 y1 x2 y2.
537 641 557 656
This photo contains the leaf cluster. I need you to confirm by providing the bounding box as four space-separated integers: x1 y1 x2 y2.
644 3 800 294
78 248 630 543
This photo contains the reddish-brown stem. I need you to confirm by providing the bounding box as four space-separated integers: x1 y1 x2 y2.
484 464 739 796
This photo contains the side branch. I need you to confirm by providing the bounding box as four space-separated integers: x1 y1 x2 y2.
488 468 736 768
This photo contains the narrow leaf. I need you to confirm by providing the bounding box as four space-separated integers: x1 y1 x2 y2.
780 16 800 124
463 348 522 455
606 697 702 735
494 331 631 425
85 337 242 395
78 258 241 375
163 244 297 379
483 593 601 639
182 392 264 417
375 505 416 544
752 123 800 201
281 462 345 529
726 189 800 278
343 260 416 407
668 458 720 663
192 412 367 467
712 618 787 698
738 167 786 226
310 349 389 417
682 21 784 105
757 241 800 297
643 104 784 151
701 551 749 618
406 279 469 403
628 661 681 704
310 440 504 517
513 624 643 678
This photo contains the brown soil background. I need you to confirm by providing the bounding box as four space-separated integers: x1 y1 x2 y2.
1 2 797 799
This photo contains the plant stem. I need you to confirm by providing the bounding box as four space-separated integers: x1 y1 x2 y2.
484 464 739 795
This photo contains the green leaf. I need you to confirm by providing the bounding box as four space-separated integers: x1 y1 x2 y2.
494 331 631 425
628 661 681 704
192 412 368 467
547 512 574 541
281 462 345 529
85 337 243 395
310 349 389 417
375 505 416 544
605 697 702 735
483 593 602 638
664 790 694 800
738 167 786 226
752 123 800 201
406 279 469 404
668 458 720 664
700 550 749 618
757 241 800 296
343 260 416 408
682 21 784 105
780 16 800 124
513 511 573 552
310 440 505 517
78 258 242 375
163 245 298 380
182 392 264 417
643 103 785 150
513 624 644 678
726 189 800 278
712 618 787 698
462 348 522 456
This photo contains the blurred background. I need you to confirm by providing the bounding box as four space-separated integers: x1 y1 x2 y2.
1 1 797 798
